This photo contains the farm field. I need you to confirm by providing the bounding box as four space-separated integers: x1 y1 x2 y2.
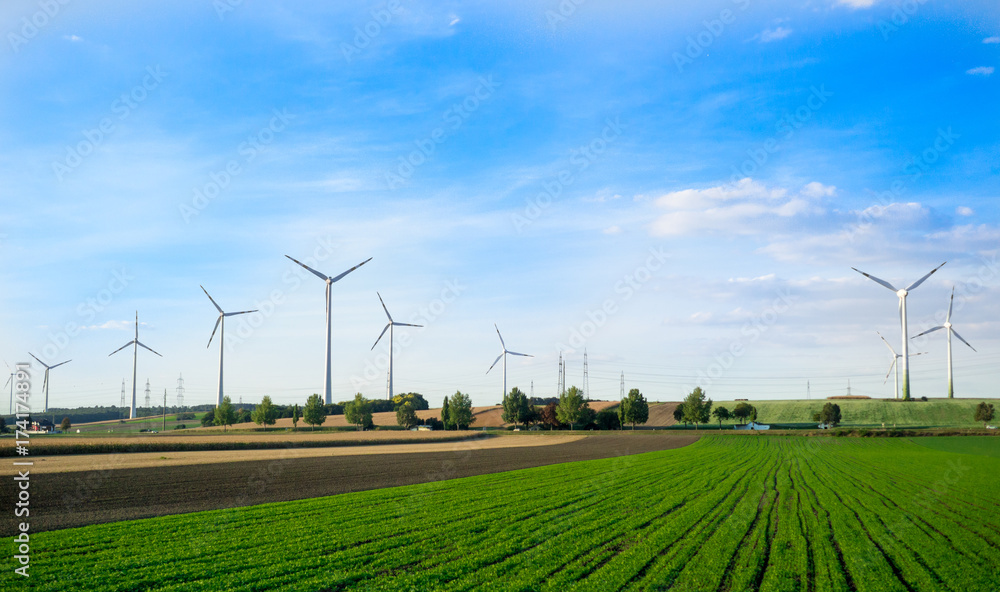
745 398 996 428
7 435 998 591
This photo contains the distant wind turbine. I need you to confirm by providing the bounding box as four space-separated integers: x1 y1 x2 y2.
27 353 70 413
370 292 422 400
912 287 976 398
4 361 14 415
852 262 945 400
487 324 532 399
201 286 258 406
109 312 162 419
876 331 926 400
285 255 372 404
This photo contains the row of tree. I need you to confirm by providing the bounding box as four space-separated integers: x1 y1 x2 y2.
669 389 760 430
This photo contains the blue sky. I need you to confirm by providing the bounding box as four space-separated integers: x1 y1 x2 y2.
1 0 998 411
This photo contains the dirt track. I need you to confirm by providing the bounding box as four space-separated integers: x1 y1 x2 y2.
1 433 697 535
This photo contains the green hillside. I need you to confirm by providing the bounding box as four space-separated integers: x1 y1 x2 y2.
748 398 996 428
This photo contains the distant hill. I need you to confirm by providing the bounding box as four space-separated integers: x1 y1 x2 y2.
748 398 996 428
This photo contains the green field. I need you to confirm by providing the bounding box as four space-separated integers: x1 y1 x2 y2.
747 398 996 428
7 436 999 591
910 435 1000 458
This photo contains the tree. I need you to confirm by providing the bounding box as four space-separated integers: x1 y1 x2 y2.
292 404 300 431
251 396 278 431
750 407 758 423
620 389 649 430
673 405 686 426
201 410 216 427
60 417 72 432
214 396 236 432
682 388 712 430
818 402 841 427
540 402 561 430
974 402 995 427
556 386 588 430
448 391 475 430
392 392 429 410
502 386 531 429
596 409 621 430
712 406 731 429
441 396 451 430
732 402 755 425
396 401 419 429
235 408 251 424
303 394 326 430
344 393 373 431
0 417 6 434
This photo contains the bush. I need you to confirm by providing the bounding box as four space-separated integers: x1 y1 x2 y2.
595 409 621 431
174 424 187 430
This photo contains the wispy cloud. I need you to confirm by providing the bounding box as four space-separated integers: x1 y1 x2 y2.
983 36 1000 44
966 66 995 76
835 0 879 9
759 27 792 43
956 206 974 216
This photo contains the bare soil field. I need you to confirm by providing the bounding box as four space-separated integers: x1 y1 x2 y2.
645 402 681 427
0 433 698 535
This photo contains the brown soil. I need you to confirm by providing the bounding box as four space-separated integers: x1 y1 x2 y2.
0 433 698 535
646 402 681 427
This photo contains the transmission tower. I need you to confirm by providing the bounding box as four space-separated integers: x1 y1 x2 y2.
120 379 126 419
144 379 151 411
620 372 625 400
806 380 810 401
847 379 852 397
582 349 589 400
176 373 185 409
557 352 565 396
530 380 534 401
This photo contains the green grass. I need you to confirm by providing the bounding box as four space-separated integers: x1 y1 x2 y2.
909 435 1000 458
747 398 996 428
6 435 999 591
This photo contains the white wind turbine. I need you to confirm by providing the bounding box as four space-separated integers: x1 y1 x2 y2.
852 262 945 400
201 286 258 406
4 361 16 415
912 287 976 399
370 292 422 400
285 255 372 404
487 324 533 399
109 312 162 419
27 353 70 413
876 331 926 400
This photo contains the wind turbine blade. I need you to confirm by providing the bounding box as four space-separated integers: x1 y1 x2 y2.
207 317 222 348
910 352 928 357
393 322 423 328
912 326 944 338
377 292 392 322
2 375 10 389
506 351 533 357
946 287 954 323
951 329 977 352
136 341 163 357
371 323 391 350
108 340 135 357
224 309 257 317
905 261 946 291
28 352 50 369
285 255 330 281
494 324 506 349
876 331 896 355
329 257 373 283
852 267 898 292
884 358 895 384
487 353 503 374
42 369 48 394
50 359 71 369
201 285 223 314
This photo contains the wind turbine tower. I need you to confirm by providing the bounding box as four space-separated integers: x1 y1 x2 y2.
912 287 976 398
877 331 927 399
27 353 70 413
4 361 14 415
201 286 258 406
487 325 533 399
109 312 162 419
852 262 945 400
285 255 372 404
370 292 422 400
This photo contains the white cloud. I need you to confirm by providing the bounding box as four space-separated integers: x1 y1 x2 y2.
983 36 1000 44
759 27 792 43
956 206 974 216
966 66 995 76
836 0 879 8
82 320 133 331
728 273 776 283
449 16 461 26
602 225 621 235
649 179 826 237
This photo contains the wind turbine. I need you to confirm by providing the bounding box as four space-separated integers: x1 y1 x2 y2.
371 292 422 400
285 255 372 404
27 353 70 413
852 262 945 400
912 287 976 398
486 324 533 399
109 312 162 419
876 331 926 399
4 361 14 415
201 286 258 406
